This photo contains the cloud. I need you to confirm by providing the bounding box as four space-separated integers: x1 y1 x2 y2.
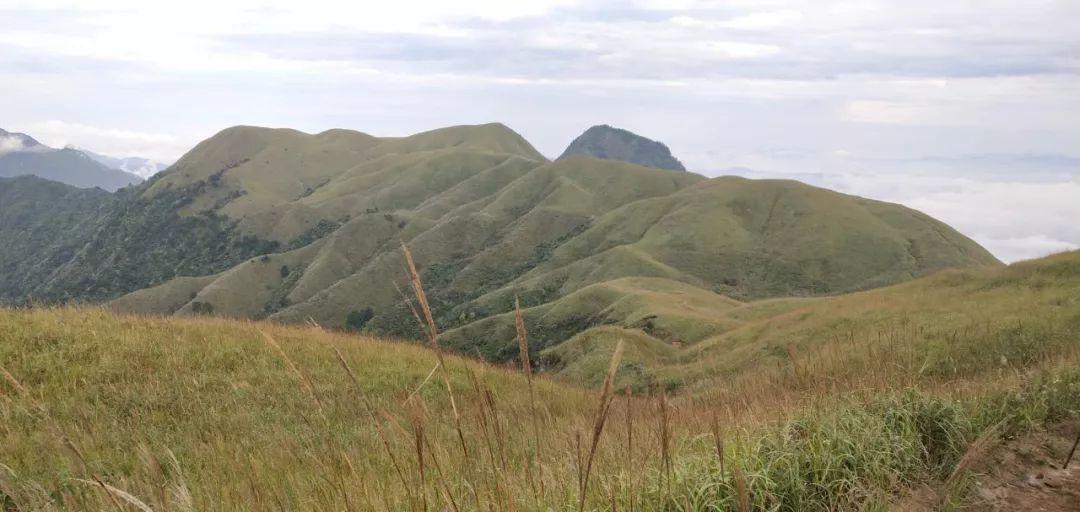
975 235 1078 264
19 121 185 162
0 135 27 156
0 133 50 156
2 0 1078 264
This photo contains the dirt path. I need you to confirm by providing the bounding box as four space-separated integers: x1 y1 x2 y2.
969 421 1080 511
896 420 1080 511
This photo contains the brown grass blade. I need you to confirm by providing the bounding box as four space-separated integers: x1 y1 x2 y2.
515 296 545 497
332 347 416 510
944 418 1006 490
733 466 750 512
257 328 324 413
400 241 441 359
577 339 624 512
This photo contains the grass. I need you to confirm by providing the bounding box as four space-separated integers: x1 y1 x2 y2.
537 250 1080 393
3 249 1079 511
3 248 1080 510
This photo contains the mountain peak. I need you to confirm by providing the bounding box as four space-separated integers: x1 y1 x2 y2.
393 122 546 161
0 128 142 191
0 128 45 154
559 125 686 171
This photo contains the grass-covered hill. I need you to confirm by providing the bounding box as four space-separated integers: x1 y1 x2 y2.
1 251 1078 510
1 122 998 362
108 124 995 358
539 249 1080 393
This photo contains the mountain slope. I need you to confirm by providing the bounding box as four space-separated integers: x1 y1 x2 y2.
559 124 686 171
0 128 142 191
0 176 116 302
536 249 1080 392
0 122 1000 363
83 123 998 363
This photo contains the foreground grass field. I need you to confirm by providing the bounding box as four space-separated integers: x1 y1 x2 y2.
2 252 1080 511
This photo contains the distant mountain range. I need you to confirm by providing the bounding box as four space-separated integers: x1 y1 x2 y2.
0 127 170 190
77 148 170 179
0 122 1000 364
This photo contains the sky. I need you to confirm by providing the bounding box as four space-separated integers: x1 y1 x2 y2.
1 0 1078 262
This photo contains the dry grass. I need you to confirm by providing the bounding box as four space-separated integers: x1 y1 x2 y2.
2 254 1080 510
1 305 1079 510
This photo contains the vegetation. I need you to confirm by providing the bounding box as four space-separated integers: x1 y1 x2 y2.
345 307 375 331
1 250 1078 510
0 122 987 363
0 176 116 303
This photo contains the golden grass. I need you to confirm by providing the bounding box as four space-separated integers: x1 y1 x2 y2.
0 305 1079 510
3 252 1080 510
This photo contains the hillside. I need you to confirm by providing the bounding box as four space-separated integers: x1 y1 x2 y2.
2 252 1079 510
559 124 686 171
0 128 142 191
0 122 999 362
0 176 117 302
540 249 1080 392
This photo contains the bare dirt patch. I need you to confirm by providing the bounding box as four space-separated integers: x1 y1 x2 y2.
968 420 1080 511
896 420 1080 511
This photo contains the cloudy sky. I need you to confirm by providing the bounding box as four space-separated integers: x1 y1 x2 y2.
1 0 1078 262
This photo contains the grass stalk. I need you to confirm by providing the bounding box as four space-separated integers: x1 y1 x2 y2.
577 339 624 512
515 296 544 497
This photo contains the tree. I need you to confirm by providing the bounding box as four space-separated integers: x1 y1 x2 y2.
345 307 374 331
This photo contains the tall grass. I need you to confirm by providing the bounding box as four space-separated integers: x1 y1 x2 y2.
1 305 1079 510
2 250 1080 510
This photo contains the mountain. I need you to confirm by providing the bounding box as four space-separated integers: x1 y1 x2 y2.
559 124 686 171
0 122 999 363
79 148 171 179
0 128 143 191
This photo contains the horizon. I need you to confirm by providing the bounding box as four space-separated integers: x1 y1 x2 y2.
2 0 1078 262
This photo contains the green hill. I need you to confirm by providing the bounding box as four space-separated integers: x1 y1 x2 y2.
539 249 1080 392
0 122 999 363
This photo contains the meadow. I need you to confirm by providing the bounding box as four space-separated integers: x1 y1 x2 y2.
2 250 1080 511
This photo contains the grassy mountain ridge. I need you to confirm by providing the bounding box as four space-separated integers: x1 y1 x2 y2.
0 122 1000 363
101 123 997 361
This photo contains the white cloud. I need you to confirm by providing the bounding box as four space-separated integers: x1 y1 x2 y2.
0 133 50 156
975 235 1078 263
2 0 1078 264
703 41 782 59
19 121 185 162
720 10 803 30
0 135 27 156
